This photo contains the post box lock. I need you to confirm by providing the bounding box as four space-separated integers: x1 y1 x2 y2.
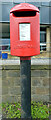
10 3 40 57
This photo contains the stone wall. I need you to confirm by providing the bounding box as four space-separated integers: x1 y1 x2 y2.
1 65 50 103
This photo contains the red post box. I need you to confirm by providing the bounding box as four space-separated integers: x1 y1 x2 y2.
10 3 40 57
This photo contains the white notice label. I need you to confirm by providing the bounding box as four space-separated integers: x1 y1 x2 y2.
19 23 30 41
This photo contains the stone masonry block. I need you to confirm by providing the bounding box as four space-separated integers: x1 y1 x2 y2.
0 70 2 78
0 96 2 104
31 70 40 77
7 77 14 86
2 79 8 87
2 86 8 95
2 95 18 103
31 70 49 77
17 95 21 102
14 77 21 86
40 70 49 77
31 77 43 86
2 95 8 103
7 77 20 86
49 77 51 97
31 86 36 94
49 95 51 102
43 78 49 86
7 95 19 103
0 78 2 87
31 94 49 102
0 87 2 95
2 95 21 103
2 70 6 78
49 70 51 77
7 70 20 77
8 86 21 95
0 65 2 70
45 88 49 95
36 87 48 95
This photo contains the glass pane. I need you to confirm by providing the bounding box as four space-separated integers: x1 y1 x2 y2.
40 45 46 51
40 27 46 51
40 32 46 43
2 39 10 45
0 39 10 51
2 45 10 50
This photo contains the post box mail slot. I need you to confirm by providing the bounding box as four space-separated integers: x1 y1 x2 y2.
10 3 40 57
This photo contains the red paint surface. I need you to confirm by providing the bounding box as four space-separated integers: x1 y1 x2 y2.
20 57 31 60
10 3 40 57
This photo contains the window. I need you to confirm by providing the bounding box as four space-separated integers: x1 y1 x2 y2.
0 38 10 51
0 24 46 53
40 27 46 51
0 23 10 52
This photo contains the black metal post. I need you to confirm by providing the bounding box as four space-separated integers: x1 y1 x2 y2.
20 57 31 118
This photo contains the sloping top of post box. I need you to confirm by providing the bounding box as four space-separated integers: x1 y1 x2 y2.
10 3 39 13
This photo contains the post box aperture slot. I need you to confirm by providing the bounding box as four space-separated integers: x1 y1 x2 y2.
13 11 36 17
19 23 30 41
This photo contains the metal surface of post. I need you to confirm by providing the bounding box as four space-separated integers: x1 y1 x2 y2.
20 57 31 119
